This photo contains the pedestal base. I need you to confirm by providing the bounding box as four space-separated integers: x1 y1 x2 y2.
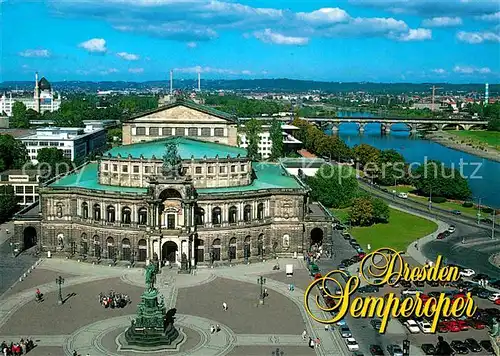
118 324 185 352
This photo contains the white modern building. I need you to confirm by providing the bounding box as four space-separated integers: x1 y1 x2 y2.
0 170 40 206
17 122 108 164
0 73 61 117
238 124 302 159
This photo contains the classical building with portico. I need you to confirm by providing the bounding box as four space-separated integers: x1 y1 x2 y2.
13 100 331 267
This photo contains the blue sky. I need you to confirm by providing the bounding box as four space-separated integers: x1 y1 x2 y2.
2 0 499 83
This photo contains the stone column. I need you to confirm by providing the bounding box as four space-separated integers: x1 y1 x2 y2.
191 236 195 268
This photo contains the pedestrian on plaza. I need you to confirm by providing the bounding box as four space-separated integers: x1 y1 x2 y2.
324 324 329 331
210 325 215 333
302 329 307 340
73 350 78 356
216 324 221 332
315 338 320 348
264 288 268 297
414 243 418 250
308 337 314 348
222 302 228 311
291 284 295 291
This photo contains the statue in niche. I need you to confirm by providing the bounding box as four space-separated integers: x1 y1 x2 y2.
180 252 189 271
162 139 182 178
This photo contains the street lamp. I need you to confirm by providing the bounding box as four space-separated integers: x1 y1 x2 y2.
272 348 284 356
491 211 496 240
56 276 65 305
257 276 266 305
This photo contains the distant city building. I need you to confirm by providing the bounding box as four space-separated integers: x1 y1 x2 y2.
0 73 61 117
17 121 109 164
0 170 39 206
238 123 302 159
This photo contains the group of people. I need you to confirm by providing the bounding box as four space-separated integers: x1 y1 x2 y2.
305 244 324 264
98 290 131 309
1 339 35 355
209 324 221 333
301 330 320 349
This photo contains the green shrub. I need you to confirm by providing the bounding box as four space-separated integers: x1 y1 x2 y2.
462 202 473 208
482 207 493 214
431 196 447 203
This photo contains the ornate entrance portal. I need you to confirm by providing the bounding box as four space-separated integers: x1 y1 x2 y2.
162 241 178 263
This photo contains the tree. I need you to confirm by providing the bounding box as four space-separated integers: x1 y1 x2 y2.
269 119 284 160
353 144 381 167
411 160 472 200
244 118 262 160
376 149 407 186
0 134 29 172
26 109 40 121
10 102 30 128
349 197 374 226
37 147 73 180
372 198 390 223
0 185 19 223
107 127 122 143
307 164 358 208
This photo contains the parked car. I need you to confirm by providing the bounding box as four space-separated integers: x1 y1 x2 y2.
467 319 486 330
481 218 493 224
336 318 347 326
472 273 492 282
341 231 350 239
448 225 456 233
401 289 420 296
386 344 403 356
398 192 408 199
488 293 500 302
479 340 494 353
451 340 470 354
451 209 462 215
417 320 433 333
437 232 447 239
370 319 382 331
404 319 420 333
437 322 449 333
421 344 436 355
345 337 360 351
470 287 491 299
369 344 385 355
460 268 476 277
358 285 379 293
464 338 482 353
445 321 461 332
340 326 352 338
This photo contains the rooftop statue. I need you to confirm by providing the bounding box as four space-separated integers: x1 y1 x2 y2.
162 139 182 178
145 262 157 291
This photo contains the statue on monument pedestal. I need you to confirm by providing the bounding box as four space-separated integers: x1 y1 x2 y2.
145 262 157 292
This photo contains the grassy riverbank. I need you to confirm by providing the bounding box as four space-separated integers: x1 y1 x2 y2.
350 208 437 252
451 131 500 151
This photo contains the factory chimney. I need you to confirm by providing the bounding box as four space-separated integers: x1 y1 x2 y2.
485 83 489 106
170 70 173 95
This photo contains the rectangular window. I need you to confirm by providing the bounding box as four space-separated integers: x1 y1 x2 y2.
149 127 159 136
219 166 226 174
49 142 58 146
201 128 211 137
195 167 202 174
104 164 109 171
214 128 224 137
122 165 128 173
175 127 185 136
136 127 146 135
133 165 139 173
113 165 118 172
188 128 198 136
231 165 236 173
60 142 65 146
144 166 151 174
25 196 33 203
241 165 245 172
208 166 214 174
167 214 175 229
25 186 34 194
162 127 172 136
15 186 23 194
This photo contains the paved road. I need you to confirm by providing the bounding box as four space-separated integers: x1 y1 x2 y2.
0 222 37 296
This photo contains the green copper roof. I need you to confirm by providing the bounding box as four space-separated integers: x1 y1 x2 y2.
105 137 247 160
49 163 148 194
197 162 302 194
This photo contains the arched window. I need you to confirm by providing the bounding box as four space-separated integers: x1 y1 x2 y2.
93 204 101 221
138 208 147 225
212 207 221 225
93 235 101 258
107 205 116 222
257 203 264 220
195 207 205 225
106 236 115 259
195 237 204 263
243 204 252 222
138 239 147 261
212 238 221 261
122 238 131 261
80 233 88 255
257 233 264 256
282 234 290 249
244 235 251 259
229 237 237 260
56 203 63 218
228 206 238 224
82 202 89 219
122 207 131 224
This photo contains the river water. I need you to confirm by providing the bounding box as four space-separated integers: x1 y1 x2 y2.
326 112 500 208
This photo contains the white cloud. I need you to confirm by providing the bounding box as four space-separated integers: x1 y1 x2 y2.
453 65 491 74
254 29 309 45
19 49 51 58
475 11 500 22
174 66 252 75
116 52 139 60
457 31 500 44
296 8 349 24
392 28 432 41
100 68 119 75
432 68 446 74
422 17 462 27
128 68 144 73
78 38 107 53
187 42 197 48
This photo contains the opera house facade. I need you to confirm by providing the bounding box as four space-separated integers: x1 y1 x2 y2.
13 100 331 267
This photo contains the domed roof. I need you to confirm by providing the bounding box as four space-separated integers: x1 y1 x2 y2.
38 77 51 91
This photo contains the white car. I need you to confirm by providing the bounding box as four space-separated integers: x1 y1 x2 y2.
345 337 359 351
488 293 500 302
459 268 475 277
448 225 456 233
417 320 433 333
398 192 408 199
401 289 420 296
404 319 420 333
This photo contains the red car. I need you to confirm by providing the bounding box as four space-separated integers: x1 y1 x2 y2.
467 319 485 330
437 232 447 239
314 273 322 280
358 252 366 259
437 322 449 333
445 321 461 332
494 299 500 305
455 320 469 331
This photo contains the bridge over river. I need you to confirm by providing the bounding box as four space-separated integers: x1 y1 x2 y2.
239 116 489 133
